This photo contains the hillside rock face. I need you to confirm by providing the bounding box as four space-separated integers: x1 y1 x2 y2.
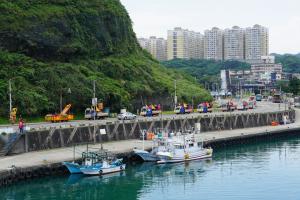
0 0 211 116
0 0 138 61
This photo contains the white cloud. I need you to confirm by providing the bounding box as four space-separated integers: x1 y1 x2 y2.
270 17 300 54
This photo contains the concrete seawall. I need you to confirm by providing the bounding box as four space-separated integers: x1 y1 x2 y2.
5 110 295 155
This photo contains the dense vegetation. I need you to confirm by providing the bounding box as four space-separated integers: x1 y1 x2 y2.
162 54 300 86
272 53 300 73
276 78 300 95
162 59 251 86
0 0 211 117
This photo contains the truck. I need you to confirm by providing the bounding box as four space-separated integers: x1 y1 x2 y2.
140 105 161 117
272 93 282 103
45 104 74 123
197 102 213 113
255 94 262 101
220 101 236 112
84 103 109 120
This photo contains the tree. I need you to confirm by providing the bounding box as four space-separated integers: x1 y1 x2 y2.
288 77 300 95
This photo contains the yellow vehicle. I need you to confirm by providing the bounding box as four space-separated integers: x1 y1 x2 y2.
10 108 17 124
45 104 74 123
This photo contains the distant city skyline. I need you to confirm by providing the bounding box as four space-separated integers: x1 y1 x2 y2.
121 0 300 54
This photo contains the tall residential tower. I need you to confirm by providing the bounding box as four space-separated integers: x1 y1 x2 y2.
167 27 203 60
245 24 269 62
204 27 223 60
138 37 167 61
223 26 245 60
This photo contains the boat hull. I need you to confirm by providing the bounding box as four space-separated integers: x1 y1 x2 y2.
133 149 159 162
62 162 82 174
80 164 126 175
157 149 213 164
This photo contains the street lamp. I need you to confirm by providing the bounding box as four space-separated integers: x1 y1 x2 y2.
9 79 12 113
67 88 72 103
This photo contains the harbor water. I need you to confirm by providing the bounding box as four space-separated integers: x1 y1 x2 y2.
1 135 300 200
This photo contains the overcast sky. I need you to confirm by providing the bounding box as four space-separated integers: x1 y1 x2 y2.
121 0 300 54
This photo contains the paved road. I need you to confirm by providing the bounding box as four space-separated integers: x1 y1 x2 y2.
0 101 289 132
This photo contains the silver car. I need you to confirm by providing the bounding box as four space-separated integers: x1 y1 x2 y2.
118 112 137 120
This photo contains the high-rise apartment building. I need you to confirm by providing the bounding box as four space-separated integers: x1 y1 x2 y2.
245 24 269 62
167 27 203 60
224 26 245 60
138 37 167 61
138 38 150 51
204 27 223 60
141 25 269 62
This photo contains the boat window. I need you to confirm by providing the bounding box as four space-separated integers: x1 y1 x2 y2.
189 143 194 147
175 145 183 149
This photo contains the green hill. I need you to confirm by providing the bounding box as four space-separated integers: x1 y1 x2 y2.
0 0 211 117
271 53 300 73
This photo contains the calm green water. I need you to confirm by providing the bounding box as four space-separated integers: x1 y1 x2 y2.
1 135 300 200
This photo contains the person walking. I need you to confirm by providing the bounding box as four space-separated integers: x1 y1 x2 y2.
19 118 24 134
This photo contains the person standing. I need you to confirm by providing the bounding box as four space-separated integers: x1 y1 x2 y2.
19 118 24 134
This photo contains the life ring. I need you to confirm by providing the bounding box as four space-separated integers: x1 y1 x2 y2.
99 170 103 175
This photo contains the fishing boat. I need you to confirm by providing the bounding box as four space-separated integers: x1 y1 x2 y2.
156 134 213 164
63 149 106 174
133 133 174 162
80 158 125 175
133 148 160 162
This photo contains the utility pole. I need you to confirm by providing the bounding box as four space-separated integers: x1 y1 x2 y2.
67 88 71 104
9 79 12 113
174 80 177 108
93 80 96 98
60 90 63 113
93 80 96 121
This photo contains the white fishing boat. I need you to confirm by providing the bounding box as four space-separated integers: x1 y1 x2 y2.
156 134 213 164
133 131 174 162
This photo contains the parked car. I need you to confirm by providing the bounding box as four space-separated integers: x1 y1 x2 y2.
117 112 137 120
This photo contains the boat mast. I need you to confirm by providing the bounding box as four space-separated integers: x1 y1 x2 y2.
73 145 75 163
142 130 145 151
